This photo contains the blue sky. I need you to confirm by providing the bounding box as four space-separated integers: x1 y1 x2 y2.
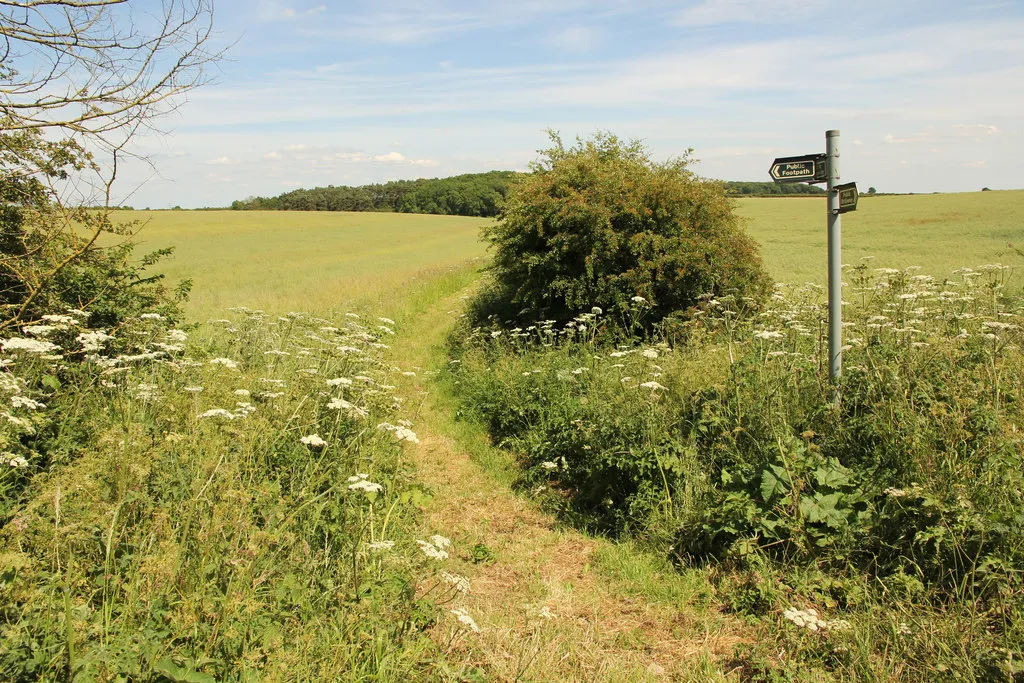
121 0 1024 208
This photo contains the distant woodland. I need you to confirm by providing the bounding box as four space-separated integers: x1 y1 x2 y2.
229 172 825 217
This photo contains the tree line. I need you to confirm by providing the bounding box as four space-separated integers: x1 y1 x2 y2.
230 171 519 217
229 173 825 217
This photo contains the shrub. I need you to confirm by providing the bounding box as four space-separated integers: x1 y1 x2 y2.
477 131 772 329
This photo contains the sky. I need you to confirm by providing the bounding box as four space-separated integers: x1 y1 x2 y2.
116 0 1024 208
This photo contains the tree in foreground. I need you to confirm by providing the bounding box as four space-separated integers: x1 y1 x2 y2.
1 1 218 328
478 131 772 330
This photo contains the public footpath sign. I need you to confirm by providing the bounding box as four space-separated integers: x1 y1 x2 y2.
769 154 827 183
768 132 858 384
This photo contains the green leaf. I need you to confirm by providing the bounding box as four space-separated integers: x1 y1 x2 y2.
153 658 217 683
814 459 851 489
800 493 849 529
760 469 787 503
41 374 60 391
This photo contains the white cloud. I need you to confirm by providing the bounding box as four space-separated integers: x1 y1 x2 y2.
285 144 308 151
554 26 598 53
375 151 406 162
673 0 828 26
206 156 236 165
884 124 1001 145
263 151 282 160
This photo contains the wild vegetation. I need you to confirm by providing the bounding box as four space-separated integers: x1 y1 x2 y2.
6 1 1023 681
445 134 1024 679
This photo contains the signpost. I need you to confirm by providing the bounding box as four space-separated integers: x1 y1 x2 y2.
769 154 827 183
769 131 857 384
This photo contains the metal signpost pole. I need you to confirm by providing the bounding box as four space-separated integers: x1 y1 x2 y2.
826 130 842 382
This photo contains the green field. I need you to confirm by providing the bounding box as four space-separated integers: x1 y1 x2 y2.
123 210 491 317
737 190 1024 287
127 190 1023 318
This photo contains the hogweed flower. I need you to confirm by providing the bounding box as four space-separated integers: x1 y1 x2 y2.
417 538 449 560
450 607 480 632
199 408 235 420
348 479 383 493
441 571 470 594
300 434 326 448
2 338 60 354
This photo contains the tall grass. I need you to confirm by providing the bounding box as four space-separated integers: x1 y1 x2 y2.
447 260 1024 679
0 307 475 680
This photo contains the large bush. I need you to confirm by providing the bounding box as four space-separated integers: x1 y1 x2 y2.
478 132 772 328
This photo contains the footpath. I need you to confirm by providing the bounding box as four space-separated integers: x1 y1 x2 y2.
388 286 745 682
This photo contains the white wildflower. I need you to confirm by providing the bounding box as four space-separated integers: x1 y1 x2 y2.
23 325 59 336
233 389 251 397
8 454 29 468
631 296 646 303
234 402 256 417
348 479 384 493
441 571 470 594
378 317 395 325
166 329 188 342
209 357 239 369
417 539 449 561
3 338 59 354
366 540 395 551
140 313 164 320
326 377 353 387
42 314 80 324
199 408 235 420
300 434 326 448
10 395 45 410
641 349 659 359
450 607 480 632
639 381 668 390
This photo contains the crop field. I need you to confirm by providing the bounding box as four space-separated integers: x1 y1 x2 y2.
123 209 491 317
126 189 1023 321
736 190 1024 288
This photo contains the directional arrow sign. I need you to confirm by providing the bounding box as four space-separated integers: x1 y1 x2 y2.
835 182 858 213
769 154 827 183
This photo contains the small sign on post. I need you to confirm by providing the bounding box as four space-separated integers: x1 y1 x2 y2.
835 182 858 214
768 133 857 385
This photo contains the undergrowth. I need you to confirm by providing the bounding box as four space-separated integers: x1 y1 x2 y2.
0 307 469 681
447 261 1024 680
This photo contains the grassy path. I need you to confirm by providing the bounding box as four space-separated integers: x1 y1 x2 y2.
388 276 747 682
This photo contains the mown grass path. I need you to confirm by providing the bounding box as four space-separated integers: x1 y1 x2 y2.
388 278 748 682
